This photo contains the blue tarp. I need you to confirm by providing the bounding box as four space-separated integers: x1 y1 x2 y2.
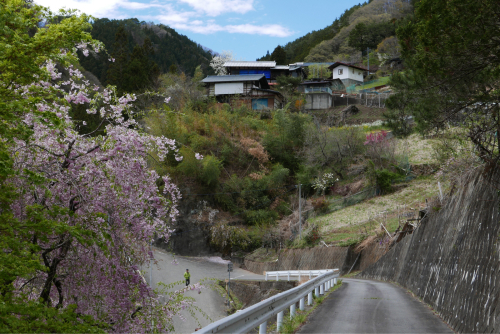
240 70 271 79
252 98 268 110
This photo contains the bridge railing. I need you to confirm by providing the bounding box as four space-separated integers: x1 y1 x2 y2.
265 269 335 281
194 269 339 334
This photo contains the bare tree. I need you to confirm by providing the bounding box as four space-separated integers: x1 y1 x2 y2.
301 120 366 179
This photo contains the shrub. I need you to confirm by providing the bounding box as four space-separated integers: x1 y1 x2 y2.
244 209 278 225
199 155 222 189
209 222 249 257
311 198 329 214
366 160 403 194
303 224 321 246
176 147 200 177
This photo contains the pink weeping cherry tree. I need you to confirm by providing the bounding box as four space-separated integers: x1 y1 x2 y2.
9 41 203 332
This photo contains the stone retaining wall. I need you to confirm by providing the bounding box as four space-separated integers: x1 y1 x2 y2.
221 281 298 309
357 241 387 272
360 167 500 333
244 247 357 275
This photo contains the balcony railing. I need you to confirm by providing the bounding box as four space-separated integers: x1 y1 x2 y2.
304 87 332 94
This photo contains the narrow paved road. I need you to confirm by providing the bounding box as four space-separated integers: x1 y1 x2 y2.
144 248 264 333
297 278 452 334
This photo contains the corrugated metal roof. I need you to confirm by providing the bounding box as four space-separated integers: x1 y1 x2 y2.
224 61 276 67
202 74 265 83
272 65 289 70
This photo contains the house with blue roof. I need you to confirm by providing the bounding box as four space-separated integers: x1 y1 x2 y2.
201 74 284 110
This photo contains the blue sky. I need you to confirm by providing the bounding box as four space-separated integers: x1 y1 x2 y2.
37 0 365 61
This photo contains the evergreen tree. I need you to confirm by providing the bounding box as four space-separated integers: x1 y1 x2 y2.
271 45 287 65
123 38 159 92
386 0 500 163
106 26 129 91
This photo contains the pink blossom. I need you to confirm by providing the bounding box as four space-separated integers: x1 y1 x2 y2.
195 153 203 160
7 47 190 332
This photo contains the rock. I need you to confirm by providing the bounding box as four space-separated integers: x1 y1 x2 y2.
341 105 360 116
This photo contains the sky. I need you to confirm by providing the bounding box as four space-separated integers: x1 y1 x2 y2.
36 0 365 61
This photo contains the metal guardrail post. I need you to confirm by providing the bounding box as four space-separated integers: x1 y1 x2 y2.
334 278 337 285
298 272 301 281
276 273 279 282
195 270 339 334
277 311 284 330
265 272 268 281
259 321 267 334
309 271 312 279
320 284 324 295
287 271 290 281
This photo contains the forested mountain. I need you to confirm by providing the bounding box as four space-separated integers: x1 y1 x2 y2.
257 2 365 63
258 0 413 64
79 18 214 85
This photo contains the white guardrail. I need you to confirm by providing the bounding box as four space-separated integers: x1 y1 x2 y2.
194 269 339 334
265 269 334 281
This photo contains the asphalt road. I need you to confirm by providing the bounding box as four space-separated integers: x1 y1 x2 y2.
144 248 264 333
297 278 453 334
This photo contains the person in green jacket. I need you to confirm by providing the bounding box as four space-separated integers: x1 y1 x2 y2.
184 269 190 286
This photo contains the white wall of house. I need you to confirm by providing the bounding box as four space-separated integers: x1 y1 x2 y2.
214 82 244 95
332 65 363 83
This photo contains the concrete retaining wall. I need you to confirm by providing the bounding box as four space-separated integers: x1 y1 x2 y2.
305 93 332 110
360 167 500 333
222 281 298 309
244 247 357 275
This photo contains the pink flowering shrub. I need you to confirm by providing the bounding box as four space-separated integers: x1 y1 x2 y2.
364 130 398 168
9 42 199 332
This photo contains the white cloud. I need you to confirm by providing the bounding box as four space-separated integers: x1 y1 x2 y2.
36 0 159 18
35 0 293 37
169 21 293 37
177 0 254 16
37 0 254 18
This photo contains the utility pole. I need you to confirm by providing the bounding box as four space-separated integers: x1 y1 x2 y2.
227 262 233 307
298 184 302 239
367 47 370 72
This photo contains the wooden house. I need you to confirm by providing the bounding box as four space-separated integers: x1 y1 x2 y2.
201 74 284 110
223 61 289 84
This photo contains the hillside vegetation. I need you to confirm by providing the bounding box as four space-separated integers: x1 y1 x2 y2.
257 3 364 63
79 18 213 86
260 0 412 66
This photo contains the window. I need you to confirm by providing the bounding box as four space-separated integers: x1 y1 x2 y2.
338 69 343 75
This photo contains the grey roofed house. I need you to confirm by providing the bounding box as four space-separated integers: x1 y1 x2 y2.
222 61 289 83
202 74 270 89
201 74 283 110
223 61 277 68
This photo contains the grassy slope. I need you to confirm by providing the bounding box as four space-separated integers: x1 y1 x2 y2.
355 77 391 90
307 134 443 246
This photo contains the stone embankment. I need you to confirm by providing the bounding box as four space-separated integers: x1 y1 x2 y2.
244 247 360 275
360 167 500 333
222 281 298 309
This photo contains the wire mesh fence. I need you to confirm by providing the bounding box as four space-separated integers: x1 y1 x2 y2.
304 155 413 222
332 92 393 108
